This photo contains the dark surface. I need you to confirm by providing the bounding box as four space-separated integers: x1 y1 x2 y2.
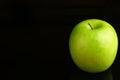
4 0 120 80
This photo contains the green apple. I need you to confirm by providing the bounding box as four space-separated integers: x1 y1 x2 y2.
69 19 118 73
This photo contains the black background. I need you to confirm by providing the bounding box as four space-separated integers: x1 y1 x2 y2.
4 0 120 80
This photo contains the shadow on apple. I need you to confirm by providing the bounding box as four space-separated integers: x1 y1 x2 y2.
69 69 113 80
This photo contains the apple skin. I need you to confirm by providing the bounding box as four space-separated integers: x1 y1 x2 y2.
69 19 118 73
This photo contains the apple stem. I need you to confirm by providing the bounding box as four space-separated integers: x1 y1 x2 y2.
88 23 93 30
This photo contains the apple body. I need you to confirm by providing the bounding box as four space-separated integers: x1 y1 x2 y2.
69 19 118 73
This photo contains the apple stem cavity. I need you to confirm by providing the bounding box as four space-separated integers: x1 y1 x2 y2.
88 23 93 30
